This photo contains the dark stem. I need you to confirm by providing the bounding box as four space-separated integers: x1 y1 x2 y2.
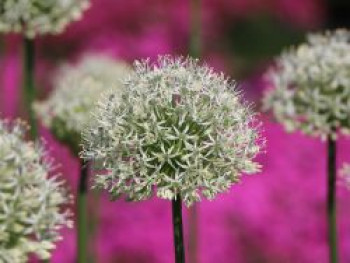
23 37 37 138
172 194 185 263
327 136 338 263
77 160 89 263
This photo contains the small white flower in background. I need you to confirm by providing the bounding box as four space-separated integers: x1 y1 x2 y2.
34 54 131 154
82 55 264 206
0 119 72 263
0 0 90 38
340 163 350 189
263 29 350 140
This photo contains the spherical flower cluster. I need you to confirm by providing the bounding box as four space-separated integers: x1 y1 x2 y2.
82 56 263 206
0 0 90 38
340 163 350 189
263 29 350 140
0 119 72 263
34 54 131 155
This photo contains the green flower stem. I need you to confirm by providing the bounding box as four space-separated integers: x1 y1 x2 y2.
89 189 101 263
189 0 201 58
0 36 4 54
327 136 338 263
23 37 37 139
188 205 198 263
77 160 89 263
23 37 37 138
172 194 185 263
188 0 201 262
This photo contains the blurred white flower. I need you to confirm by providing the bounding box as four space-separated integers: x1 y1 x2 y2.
263 29 350 140
0 119 72 263
34 54 131 154
340 163 350 189
0 0 90 38
82 55 264 206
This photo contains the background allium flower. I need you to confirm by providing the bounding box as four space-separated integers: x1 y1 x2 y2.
34 54 131 155
82 56 263 206
263 29 350 139
0 0 90 38
0 119 72 262
340 163 350 189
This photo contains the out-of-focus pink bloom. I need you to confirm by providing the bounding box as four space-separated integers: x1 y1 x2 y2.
205 0 324 30
0 54 21 118
275 0 325 29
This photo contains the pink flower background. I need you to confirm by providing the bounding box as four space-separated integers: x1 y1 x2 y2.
1 0 350 262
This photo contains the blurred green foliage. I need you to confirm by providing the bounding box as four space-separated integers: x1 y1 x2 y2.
226 15 306 77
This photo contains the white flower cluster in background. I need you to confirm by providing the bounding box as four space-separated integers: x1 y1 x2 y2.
34 54 131 154
0 0 90 38
340 163 350 189
0 119 71 263
82 56 263 206
263 29 350 140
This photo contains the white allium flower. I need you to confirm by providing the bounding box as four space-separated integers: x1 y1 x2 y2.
340 163 350 189
0 0 90 38
0 119 72 263
34 54 131 155
82 56 263 206
263 29 350 140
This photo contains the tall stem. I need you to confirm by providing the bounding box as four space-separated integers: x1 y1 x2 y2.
23 37 37 138
189 0 201 58
0 36 4 55
77 160 89 263
188 204 198 263
327 136 337 263
172 194 185 263
188 0 201 262
89 189 101 263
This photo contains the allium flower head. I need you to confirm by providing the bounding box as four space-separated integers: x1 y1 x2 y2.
263 29 350 140
82 56 263 206
0 119 72 263
0 0 90 38
34 54 131 155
